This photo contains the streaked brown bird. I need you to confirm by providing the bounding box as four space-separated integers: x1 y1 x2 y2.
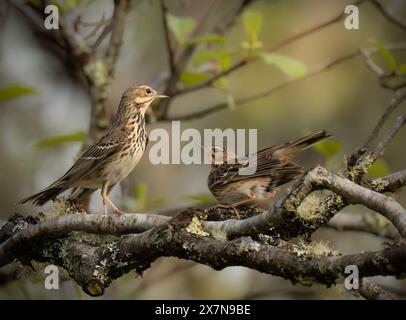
206 131 331 217
20 85 168 215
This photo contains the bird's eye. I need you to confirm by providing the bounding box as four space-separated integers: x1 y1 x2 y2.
146 88 152 95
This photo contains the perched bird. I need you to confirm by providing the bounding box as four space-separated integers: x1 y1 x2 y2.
206 131 331 217
20 85 168 215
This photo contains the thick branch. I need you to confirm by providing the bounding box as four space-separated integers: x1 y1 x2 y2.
2 210 406 296
359 278 399 300
312 166 406 238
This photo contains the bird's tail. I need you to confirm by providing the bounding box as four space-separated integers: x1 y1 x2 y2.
270 130 331 161
19 181 67 206
288 130 331 150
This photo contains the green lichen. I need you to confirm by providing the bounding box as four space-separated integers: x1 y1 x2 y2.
369 177 390 192
297 191 328 220
186 216 209 237
348 154 374 180
84 58 109 89
279 239 340 258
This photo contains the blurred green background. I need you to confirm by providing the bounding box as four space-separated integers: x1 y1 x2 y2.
0 0 405 299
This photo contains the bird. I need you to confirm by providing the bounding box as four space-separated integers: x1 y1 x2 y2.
206 130 331 217
20 85 168 215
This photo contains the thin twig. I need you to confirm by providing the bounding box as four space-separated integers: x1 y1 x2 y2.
171 0 365 97
371 114 405 160
166 50 361 121
326 212 400 240
361 48 385 76
347 89 406 167
160 0 176 76
370 0 406 31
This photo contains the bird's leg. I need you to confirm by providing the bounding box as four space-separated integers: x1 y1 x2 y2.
216 195 257 219
107 197 127 216
106 183 128 216
101 183 109 216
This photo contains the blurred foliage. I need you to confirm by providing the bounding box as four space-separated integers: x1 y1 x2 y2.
131 182 167 211
34 131 85 148
180 71 209 85
313 139 343 159
185 34 225 46
166 13 197 45
183 192 217 206
259 52 307 79
367 158 391 177
0 85 37 102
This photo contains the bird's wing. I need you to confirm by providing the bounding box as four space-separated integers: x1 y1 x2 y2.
209 158 303 190
57 130 127 185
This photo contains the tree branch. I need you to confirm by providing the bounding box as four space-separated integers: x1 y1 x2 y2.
170 0 365 98
359 278 399 300
159 0 176 76
165 50 361 121
326 212 400 240
347 88 406 168
370 0 406 31
1 210 406 296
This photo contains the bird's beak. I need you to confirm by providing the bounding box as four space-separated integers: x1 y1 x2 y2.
155 94 169 99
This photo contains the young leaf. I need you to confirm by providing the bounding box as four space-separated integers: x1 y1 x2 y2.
185 34 225 45
242 10 263 41
219 54 231 71
0 85 38 102
193 49 231 67
166 13 196 44
313 139 342 159
180 71 209 85
373 41 397 71
260 52 306 79
34 131 85 148
368 158 391 177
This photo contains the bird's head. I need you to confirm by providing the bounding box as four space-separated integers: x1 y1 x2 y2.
121 84 168 113
201 144 237 168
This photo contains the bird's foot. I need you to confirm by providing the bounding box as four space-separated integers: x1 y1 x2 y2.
215 204 241 219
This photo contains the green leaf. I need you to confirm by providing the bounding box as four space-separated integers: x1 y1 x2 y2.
185 34 225 45
179 71 209 85
0 85 38 102
219 54 231 71
166 13 196 44
242 10 263 41
259 52 306 79
193 49 231 67
372 41 397 71
313 139 342 159
183 193 217 205
368 158 391 177
34 131 85 148
397 64 406 74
